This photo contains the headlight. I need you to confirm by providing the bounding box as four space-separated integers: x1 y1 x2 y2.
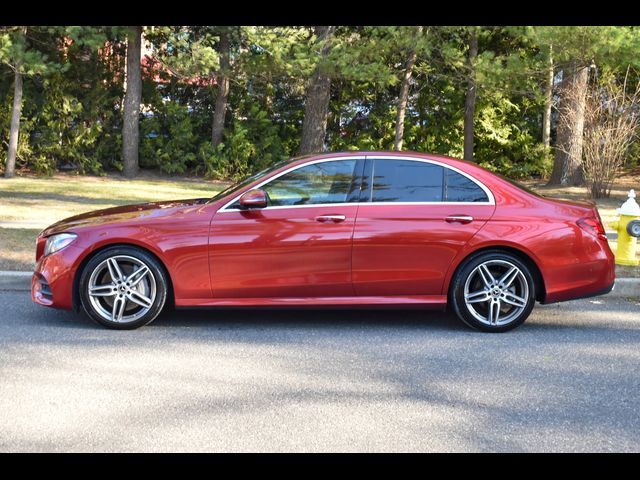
44 233 78 256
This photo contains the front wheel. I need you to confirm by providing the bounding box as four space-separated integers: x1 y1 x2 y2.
450 251 536 332
79 246 168 329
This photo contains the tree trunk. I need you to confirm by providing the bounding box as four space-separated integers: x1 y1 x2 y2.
394 26 423 151
122 26 142 178
299 26 335 155
547 63 589 186
463 29 478 162
211 29 231 148
4 69 23 178
542 45 553 148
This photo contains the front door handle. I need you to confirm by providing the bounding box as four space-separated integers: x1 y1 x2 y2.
445 215 473 224
315 214 346 223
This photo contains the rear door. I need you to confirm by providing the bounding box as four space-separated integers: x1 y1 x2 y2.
351 156 496 296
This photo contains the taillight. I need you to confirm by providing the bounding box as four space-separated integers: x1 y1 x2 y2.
577 217 608 241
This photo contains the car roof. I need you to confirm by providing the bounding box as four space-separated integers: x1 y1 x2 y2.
287 150 482 172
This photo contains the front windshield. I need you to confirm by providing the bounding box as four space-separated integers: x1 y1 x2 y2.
207 158 294 204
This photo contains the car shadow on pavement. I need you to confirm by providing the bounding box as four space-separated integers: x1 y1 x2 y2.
151 307 469 332
16 294 468 332
14 289 639 335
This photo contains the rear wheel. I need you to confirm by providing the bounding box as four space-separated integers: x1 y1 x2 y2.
79 246 168 329
450 251 535 332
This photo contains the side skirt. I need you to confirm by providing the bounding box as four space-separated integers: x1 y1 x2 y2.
175 295 448 310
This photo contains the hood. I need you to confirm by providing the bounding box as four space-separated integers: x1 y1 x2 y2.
41 198 209 236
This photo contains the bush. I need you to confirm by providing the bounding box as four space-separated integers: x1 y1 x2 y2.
582 73 640 198
197 102 289 180
19 78 104 174
140 101 197 174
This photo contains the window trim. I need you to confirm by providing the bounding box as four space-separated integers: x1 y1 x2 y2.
218 156 366 212
365 156 495 205
217 155 495 213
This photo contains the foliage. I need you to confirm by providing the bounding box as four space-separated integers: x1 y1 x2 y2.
582 70 640 198
2 26 640 181
31 77 103 174
527 26 640 69
140 100 197 174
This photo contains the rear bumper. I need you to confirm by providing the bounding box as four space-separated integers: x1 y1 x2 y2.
542 280 615 304
541 238 616 304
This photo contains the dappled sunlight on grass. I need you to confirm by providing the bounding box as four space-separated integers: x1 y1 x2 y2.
0 173 230 271
0 174 228 226
0 227 40 270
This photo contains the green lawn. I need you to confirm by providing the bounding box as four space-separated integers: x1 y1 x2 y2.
1 170 638 272
0 173 229 270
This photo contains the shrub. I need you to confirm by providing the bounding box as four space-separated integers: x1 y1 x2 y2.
582 72 640 198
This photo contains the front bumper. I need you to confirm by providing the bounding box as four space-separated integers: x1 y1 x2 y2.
32 244 86 310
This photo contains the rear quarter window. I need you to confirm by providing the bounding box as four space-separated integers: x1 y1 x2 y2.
444 169 489 202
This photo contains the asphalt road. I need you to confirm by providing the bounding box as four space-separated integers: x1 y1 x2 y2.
1 291 639 452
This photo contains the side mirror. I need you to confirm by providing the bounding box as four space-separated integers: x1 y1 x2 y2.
239 189 268 209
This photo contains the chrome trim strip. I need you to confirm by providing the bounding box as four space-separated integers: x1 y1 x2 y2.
217 154 495 213
446 215 474 222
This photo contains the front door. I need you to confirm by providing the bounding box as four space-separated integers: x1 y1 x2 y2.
210 158 364 298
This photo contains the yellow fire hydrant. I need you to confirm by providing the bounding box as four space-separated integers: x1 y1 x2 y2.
609 189 640 266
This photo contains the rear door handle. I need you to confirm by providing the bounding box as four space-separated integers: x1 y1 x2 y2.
315 214 346 223
445 215 473 224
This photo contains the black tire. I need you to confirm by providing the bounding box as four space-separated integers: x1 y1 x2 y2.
449 250 536 333
79 246 168 329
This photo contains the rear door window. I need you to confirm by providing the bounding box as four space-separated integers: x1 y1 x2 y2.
371 159 444 202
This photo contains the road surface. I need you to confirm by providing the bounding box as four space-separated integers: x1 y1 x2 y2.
1 291 639 452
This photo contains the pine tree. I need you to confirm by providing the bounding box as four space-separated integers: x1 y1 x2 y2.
122 26 142 178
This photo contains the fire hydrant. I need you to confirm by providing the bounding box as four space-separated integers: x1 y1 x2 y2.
609 189 640 266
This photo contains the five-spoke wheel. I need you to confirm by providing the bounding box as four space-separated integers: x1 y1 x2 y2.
79 246 168 329
451 251 535 332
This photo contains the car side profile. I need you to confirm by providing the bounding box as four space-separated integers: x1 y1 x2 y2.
32 151 615 332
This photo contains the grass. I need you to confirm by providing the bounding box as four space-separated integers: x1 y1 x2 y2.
0 172 229 270
0 173 226 225
1 168 639 272
0 227 42 271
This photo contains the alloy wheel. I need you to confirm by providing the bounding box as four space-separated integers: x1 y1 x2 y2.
463 259 529 327
87 255 157 323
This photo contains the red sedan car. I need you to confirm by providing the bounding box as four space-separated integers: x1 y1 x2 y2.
32 151 615 332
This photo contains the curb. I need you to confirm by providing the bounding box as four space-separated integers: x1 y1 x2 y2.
0 270 637 299
610 278 640 298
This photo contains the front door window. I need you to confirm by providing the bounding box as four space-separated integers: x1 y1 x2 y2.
263 160 359 206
